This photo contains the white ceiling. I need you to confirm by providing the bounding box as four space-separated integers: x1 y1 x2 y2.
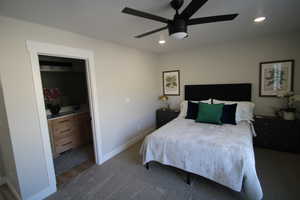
0 0 300 53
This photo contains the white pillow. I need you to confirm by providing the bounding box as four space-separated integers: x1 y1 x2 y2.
179 99 211 118
213 99 255 123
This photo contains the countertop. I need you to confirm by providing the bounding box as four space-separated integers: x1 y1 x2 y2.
47 110 89 120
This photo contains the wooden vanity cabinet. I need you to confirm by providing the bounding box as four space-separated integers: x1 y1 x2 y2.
48 112 92 157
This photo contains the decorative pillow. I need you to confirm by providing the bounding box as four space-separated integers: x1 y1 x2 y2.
213 99 255 123
179 99 211 118
221 104 237 125
196 102 224 125
185 101 199 119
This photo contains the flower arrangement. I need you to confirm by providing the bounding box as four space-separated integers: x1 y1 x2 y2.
44 88 61 105
277 91 297 112
43 88 62 115
277 91 300 120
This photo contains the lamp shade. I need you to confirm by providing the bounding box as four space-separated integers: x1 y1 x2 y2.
159 95 168 101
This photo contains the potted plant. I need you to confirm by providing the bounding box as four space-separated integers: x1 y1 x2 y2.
43 88 62 115
277 91 300 120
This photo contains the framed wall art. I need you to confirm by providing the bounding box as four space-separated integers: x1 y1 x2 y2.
163 70 180 96
259 60 294 97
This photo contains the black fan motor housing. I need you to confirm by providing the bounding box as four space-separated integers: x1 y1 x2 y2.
168 18 187 36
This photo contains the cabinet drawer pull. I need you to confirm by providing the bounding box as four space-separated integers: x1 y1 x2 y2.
60 128 71 133
62 141 72 146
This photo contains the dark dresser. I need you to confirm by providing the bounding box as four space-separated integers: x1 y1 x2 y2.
156 109 180 129
253 116 300 153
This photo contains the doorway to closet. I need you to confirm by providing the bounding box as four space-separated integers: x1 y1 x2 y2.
27 41 102 195
39 55 94 187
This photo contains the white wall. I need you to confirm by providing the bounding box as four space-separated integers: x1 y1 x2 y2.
0 16 160 199
158 34 300 116
0 77 20 192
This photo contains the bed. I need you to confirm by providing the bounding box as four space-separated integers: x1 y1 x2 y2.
140 84 263 200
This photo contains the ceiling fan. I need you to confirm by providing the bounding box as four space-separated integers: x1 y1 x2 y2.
122 0 238 40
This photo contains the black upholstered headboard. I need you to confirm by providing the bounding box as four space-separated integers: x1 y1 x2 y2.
185 83 252 101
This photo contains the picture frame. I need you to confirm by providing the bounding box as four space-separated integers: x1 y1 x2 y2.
163 70 180 96
259 60 294 97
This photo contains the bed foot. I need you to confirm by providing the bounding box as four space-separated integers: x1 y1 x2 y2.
145 163 149 170
186 172 191 185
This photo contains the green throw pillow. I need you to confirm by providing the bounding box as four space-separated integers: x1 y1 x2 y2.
196 102 224 125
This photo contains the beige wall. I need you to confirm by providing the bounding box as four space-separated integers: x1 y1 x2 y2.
158 34 300 116
0 16 160 199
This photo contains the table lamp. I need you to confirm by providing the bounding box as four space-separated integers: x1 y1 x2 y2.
159 95 169 111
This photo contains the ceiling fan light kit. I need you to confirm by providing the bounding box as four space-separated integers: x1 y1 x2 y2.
169 18 188 39
122 0 238 40
159 40 166 44
254 17 266 23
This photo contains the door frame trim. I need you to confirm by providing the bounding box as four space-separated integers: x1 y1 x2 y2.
26 40 103 197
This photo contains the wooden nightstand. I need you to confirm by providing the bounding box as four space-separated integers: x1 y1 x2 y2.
156 109 179 129
253 116 300 153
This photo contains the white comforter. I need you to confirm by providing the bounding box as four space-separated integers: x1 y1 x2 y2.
140 118 263 200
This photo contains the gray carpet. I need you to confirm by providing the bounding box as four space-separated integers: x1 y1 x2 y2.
47 142 300 200
54 144 94 175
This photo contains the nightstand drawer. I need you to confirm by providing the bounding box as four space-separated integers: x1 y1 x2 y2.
254 117 300 153
156 109 179 129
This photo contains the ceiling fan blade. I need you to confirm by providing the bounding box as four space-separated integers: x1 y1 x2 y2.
122 7 170 23
180 0 208 19
188 14 239 25
134 26 168 38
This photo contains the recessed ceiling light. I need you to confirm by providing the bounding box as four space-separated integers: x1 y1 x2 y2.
254 17 266 23
158 40 166 44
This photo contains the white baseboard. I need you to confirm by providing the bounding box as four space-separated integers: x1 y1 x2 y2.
6 179 21 200
102 127 155 163
0 176 6 186
26 184 56 200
